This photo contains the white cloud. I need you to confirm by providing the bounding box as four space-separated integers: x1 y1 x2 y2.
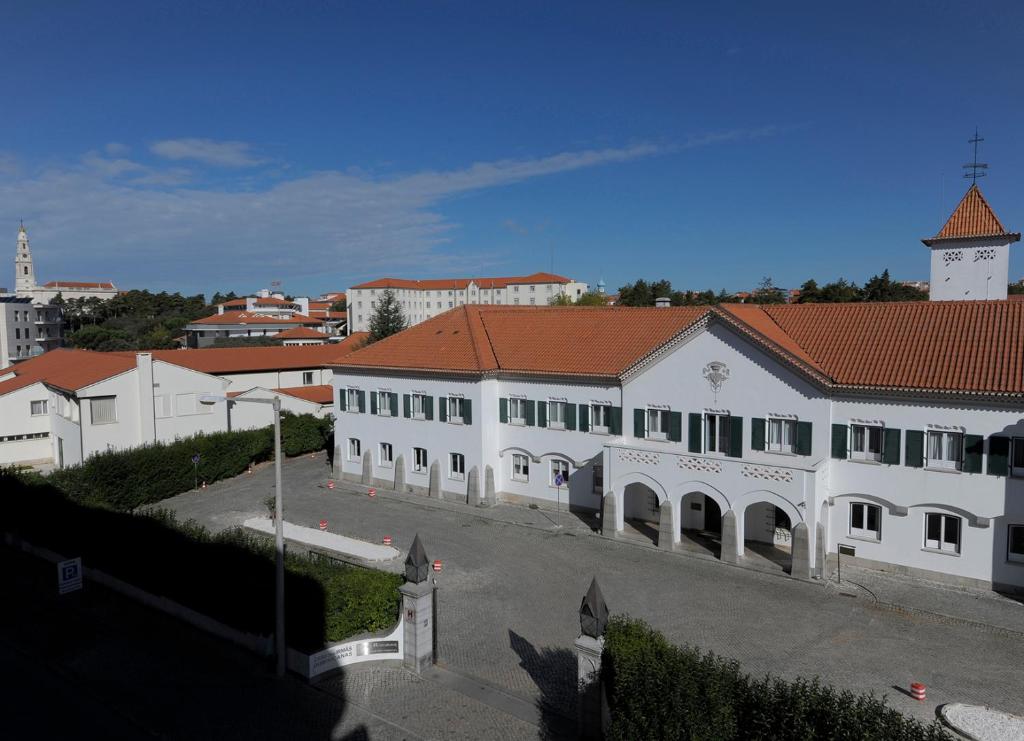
150 138 266 168
105 142 130 157
0 129 778 290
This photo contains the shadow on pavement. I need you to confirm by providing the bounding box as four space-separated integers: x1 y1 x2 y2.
508 629 577 740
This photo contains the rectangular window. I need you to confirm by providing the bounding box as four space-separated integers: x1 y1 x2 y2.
411 393 427 419
927 430 962 470
647 408 669 440
851 424 882 462
551 459 570 486
348 438 361 461
1008 525 1024 563
850 503 881 540
378 391 393 416
447 396 464 423
15 328 20 339
591 404 610 434
548 401 567 429
767 418 796 454
925 513 961 554
154 394 172 418
593 463 604 494
302 371 314 385
90 396 117 425
379 442 393 467
30 400 47 416
1013 438 1024 478
513 298 520 305
413 447 428 473
512 453 530 482
509 398 526 425
175 393 198 415
529 297 536 305
705 413 731 454
449 452 465 480
346 388 360 411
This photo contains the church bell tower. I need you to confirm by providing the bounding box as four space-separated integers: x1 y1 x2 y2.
15 223 36 298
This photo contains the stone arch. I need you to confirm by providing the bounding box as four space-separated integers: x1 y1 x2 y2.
733 489 804 575
608 472 666 545
734 489 803 526
829 492 907 517
668 480 731 514
610 471 667 504
499 446 541 463
671 481 730 558
907 503 990 529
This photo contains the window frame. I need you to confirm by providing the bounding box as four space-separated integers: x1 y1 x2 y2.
850 424 883 462
447 396 465 424
926 430 963 471
449 452 466 480
89 396 117 425
767 417 797 454
705 413 731 455
345 388 360 412
548 401 567 429
924 512 961 554
348 437 361 461
647 408 669 441
377 391 393 417
378 442 393 467
509 398 527 425
591 404 610 434
1008 524 1024 564
593 463 604 494
849 502 881 541
1010 437 1024 478
302 371 315 385
411 393 427 420
512 453 530 482
30 399 48 416
412 446 428 473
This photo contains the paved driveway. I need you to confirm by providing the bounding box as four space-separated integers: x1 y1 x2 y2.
157 454 1024 731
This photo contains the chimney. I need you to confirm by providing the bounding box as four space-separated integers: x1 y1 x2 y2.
136 352 156 443
655 297 671 308
296 297 310 316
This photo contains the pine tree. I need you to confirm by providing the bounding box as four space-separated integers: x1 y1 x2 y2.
366 288 408 344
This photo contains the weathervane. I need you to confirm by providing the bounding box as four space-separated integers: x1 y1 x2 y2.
963 128 988 183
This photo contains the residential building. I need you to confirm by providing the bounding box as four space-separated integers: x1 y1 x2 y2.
346 272 589 332
0 336 366 466
15 224 119 302
183 310 327 348
0 296 63 366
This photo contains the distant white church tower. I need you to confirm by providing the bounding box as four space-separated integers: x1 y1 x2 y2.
923 184 1020 301
15 223 36 297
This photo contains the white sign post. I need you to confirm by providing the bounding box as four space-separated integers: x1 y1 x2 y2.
554 473 564 528
58 557 83 595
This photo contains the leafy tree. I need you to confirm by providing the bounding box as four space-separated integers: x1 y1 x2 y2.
1009 282 1024 295
751 276 786 304
548 293 574 306
819 278 860 303
330 298 347 312
795 279 821 303
211 291 239 305
575 291 608 306
366 288 408 344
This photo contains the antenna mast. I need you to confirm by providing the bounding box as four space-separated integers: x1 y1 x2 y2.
963 128 988 183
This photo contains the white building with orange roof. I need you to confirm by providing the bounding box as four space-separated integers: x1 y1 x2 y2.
327 186 1023 593
346 272 588 333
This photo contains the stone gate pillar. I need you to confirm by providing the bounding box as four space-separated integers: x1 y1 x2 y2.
658 499 675 551
720 509 739 564
428 460 441 498
394 454 406 492
361 450 373 485
484 465 496 506
400 534 434 673
791 522 812 580
815 522 826 579
576 577 609 740
467 466 480 505
601 492 618 538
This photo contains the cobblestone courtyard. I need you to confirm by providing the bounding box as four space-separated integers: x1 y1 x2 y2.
156 453 1024 736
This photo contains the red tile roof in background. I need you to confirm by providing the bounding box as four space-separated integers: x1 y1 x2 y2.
275 326 327 340
0 348 135 395
42 281 115 289
189 311 323 326
124 334 367 373
350 272 574 291
273 385 334 404
332 303 1024 395
924 185 1020 244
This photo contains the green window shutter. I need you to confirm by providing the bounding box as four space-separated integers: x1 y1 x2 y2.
538 401 548 428
633 408 646 438
370 392 378 415
463 399 472 425
357 390 366 413
882 428 901 465
525 400 536 426
963 434 984 473
565 403 576 431
751 417 766 451
831 424 847 459
499 398 508 423
987 436 1010 476
668 411 682 442
688 413 702 453
905 430 924 468
391 393 399 414
796 421 812 456
609 406 622 435
579 404 590 432
424 395 434 421
338 389 347 411
438 396 447 422
403 394 411 418
727 416 743 458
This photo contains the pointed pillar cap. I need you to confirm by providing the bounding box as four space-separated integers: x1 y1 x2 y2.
579 577 609 638
405 533 429 584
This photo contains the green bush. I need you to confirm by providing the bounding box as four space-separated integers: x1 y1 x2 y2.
2 473 400 651
46 413 331 511
602 616 952 741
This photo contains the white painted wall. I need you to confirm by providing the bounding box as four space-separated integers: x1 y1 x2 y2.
928 238 1011 301
229 388 332 431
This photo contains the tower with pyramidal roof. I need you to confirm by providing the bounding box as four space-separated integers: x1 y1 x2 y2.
922 184 1020 301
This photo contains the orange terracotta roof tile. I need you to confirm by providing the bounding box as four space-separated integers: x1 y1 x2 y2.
350 272 573 291
272 385 333 404
275 326 327 340
42 280 115 289
0 348 135 396
923 184 1021 245
189 311 323 326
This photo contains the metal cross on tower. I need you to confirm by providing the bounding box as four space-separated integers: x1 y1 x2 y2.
963 128 988 183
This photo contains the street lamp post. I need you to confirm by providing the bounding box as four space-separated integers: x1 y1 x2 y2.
201 393 286 676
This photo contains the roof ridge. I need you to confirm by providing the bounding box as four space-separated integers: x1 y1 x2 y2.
465 306 499 371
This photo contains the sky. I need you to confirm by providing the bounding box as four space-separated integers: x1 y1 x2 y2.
2 1 1023 299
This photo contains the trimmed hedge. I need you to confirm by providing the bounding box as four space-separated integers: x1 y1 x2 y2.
602 616 952 741
46 413 330 511
3 472 400 651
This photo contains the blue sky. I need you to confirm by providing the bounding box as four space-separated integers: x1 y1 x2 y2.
2 1 1022 299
